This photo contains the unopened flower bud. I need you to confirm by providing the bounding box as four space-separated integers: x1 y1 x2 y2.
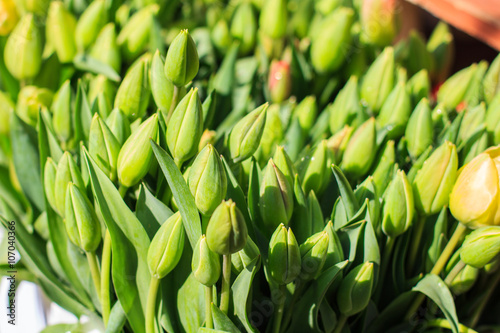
273 146 296 188
323 221 344 269
150 50 175 117
377 81 411 139
360 0 398 47
329 76 362 135
406 98 433 159
298 140 332 195
232 237 260 273
51 80 73 144
0 0 18 36
268 224 301 285
371 140 396 195
55 152 85 217
75 0 107 51
299 230 329 280
437 63 477 111
337 262 374 316
90 23 122 73
106 108 131 145
16 86 53 126
230 2 257 55
192 235 221 286
269 60 292 103
260 0 287 39
44 158 58 212
164 29 199 87
382 170 414 238
407 69 431 105
427 22 454 82
449 264 478 295
46 2 77 63
89 114 121 182
342 117 377 179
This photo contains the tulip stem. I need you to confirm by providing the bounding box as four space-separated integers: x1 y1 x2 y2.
86 251 101 308
444 260 466 286
333 314 347 333
220 254 232 314
205 286 214 329
468 267 500 328
280 281 306 331
146 276 161 333
407 215 427 275
101 230 112 326
167 85 181 124
118 185 128 198
404 223 467 321
373 236 395 304
272 284 286 333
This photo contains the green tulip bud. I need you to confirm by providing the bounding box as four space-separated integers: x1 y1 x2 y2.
164 29 199 87
147 212 185 279
273 145 296 188
298 140 332 195
407 69 431 105
188 144 227 216
0 91 15 135
406 98 433 159
371 140 395 195
55 152 85 217
206 200 248 255
259 159 294 235
232 237 260 273
150 50 175 117
449 264 478 295
117 5 158 62
299 230 329 280
51 80 73 144
4 14 41 80
117 114 158 187
427 22 454 82
457 103 486 146
486 93 500 139
260 0 287 39
382 170 414 238
88 74 117 107
461 227 500 268
413 141 458 216
337 262 374 316
463 60 487 109
114 56 150 121
255 104 283 164
405 31 434 77
198 129 216 151
192 235 221 286
361 47 395 113
310 7 354 73
106 108 131 145
90 23 122 73
327 125 353 165
65 183 101 252
16 86 53 126
230 2 257 55
228 103 268 163
329 76 362 135
269 60 292 103
323 221 344 269
44 158 58 212
89 114 121 182
211 18 232 55
354 176 381 229
0 0 18 36
293 96 317 135
268 224 301 285
342 117 377 179
46 2 77 63
75 0 107 51
290 0 314 38
437 63 477 111
484 54 500 104
377 81 411 139
461 128 488 165
360 0 398 47
166 88 203 165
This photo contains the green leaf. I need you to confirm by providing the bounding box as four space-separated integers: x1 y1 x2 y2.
369 291 414 333
83 149 151 333
135 183 173 240
426 319 478 333
74 80 94 142
199 329 232 333
413 274 460 333
232 256 261 333
73 53 121 82
105 300 128 333
178 273 206 332
151 140 201 249
39 110 63 163
290 175 310 244
247 157 261 227
212 304 242 333
332 165 358 221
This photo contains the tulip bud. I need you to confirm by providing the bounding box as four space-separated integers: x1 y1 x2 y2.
486 94 500 140
371 140 395 195
55 152 85 217
88 74 117 107
460 227 500 269
457 103 486 146
268 224 301 285
299 231 329 280
355 176 381 228
46 2 77 63
255 103 284 163
229 103 268 163
89 23 122 73
230 2 257 55
211 19 231 55
337 262 374 316
327 125 353 165
206 200 248 255
461 129 488 165
44 158 58 212
166 88 203 165
293 96 317 135
147 212 185 279
4 14 42 80
450 147 500 228
298 140 331 195
192 235 221 286
117 5 158 62
407 69 430 106
484 54 500 104
198 129 216 151
0 0 18 36
323 221 344 269
164 29 199 87
65 183 101 252
382 170 414 238
290 0 314 38
342 117 377 179
0 91 15 135
360 47 395 113
232 236 260 273
427 22 454 82
377 81 411 139
463 61 487 109
273 146 296 187
89 114 121 182
412 141 458 216
329 76 362 135
405 31 434 77
311 7 354 73
51 80 73 144
269 60 292 103
260 0 287 39
188 144 227 216
259 159 294 235
16 86 53 126
449 264 478 295
437 64 477 111
75 0 107 51
116 114 158 187
406 98 433 159
360 0 398 47
150 50 175 116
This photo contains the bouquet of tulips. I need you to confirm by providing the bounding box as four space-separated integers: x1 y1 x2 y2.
1 0 500 332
